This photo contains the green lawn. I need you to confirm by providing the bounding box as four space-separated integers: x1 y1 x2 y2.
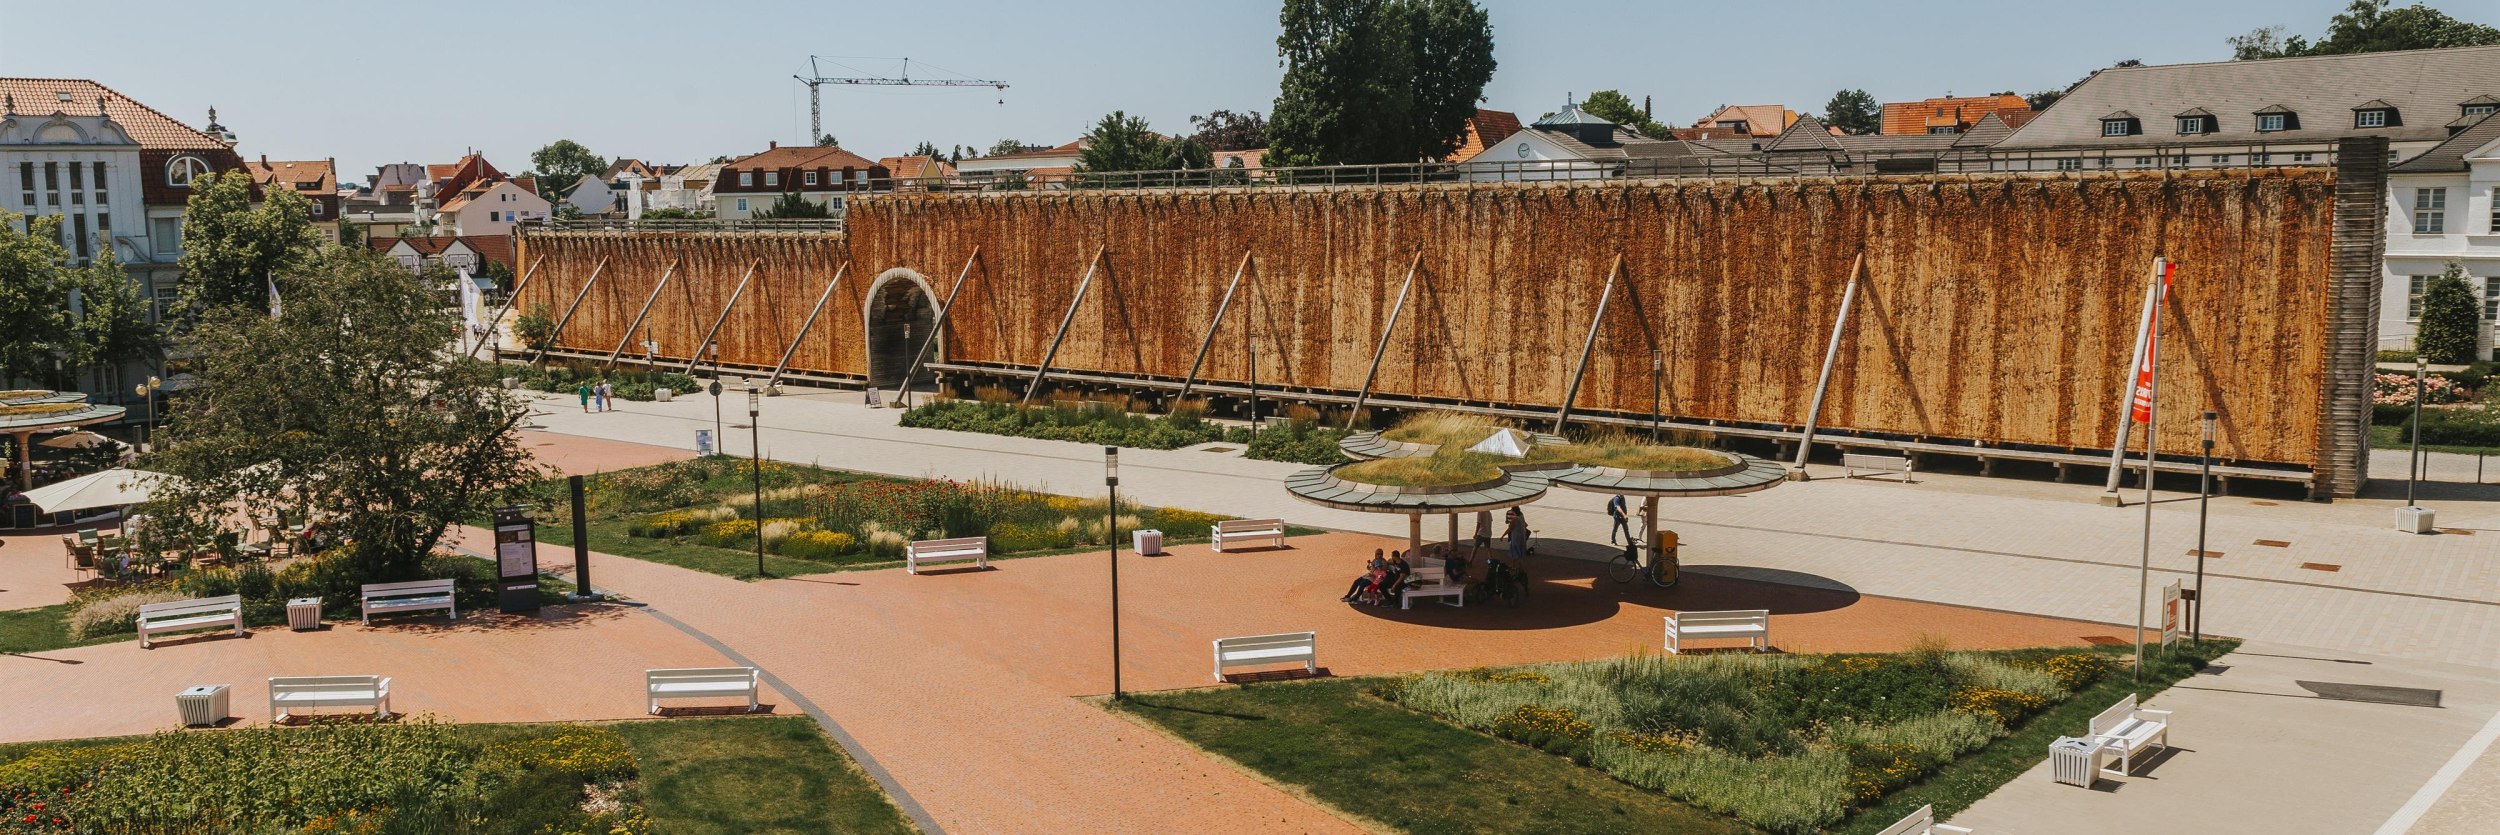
540 512 1327 582
1113 679 1761 835
0 603 119 655
613 717 917 835
1118 641 2235 835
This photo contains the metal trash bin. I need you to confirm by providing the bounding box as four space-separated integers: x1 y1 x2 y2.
654 387 674 402
1132 529 1164 556
2049 736 2104 787
177 684 229 727
287 597 323 631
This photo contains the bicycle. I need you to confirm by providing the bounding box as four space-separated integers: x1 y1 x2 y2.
1607 532 1681 588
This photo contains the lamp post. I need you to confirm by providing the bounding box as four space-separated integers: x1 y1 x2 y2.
2196 410 2214 643
2409 354 2426 509
1105 446 1123 701
748 384 765 578
132 375 161 453
709 380 725 456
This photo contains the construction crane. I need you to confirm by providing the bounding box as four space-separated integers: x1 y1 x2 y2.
793 56 1009 145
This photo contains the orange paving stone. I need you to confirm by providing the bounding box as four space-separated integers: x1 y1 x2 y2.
517 429 693 477
0 529 90 610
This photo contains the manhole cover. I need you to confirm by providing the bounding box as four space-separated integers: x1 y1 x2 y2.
1202 446 1237 453
2297 681 2442 707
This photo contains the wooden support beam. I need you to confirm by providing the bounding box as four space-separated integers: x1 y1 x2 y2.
1023 245 1107 405
1176 250 1256 402
897 246 982 408
529 256 609 367
1791 253 1864 478
1553 255 1625 434
763 261 851 392
683 261 761 375
467 255 545 360
1346 251 1426 429
603 257 682 370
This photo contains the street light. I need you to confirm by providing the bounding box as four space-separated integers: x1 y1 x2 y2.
132 375 161 452
2195 410 2214 643
748 383 765 579
1105 446 1123 701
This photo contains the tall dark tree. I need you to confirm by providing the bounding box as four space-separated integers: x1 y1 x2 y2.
1268 0 1497 166
751 192 833 219
2025 89 2066 111
1188 110 1271 150
817 133 840 147
528 139 605 198
176 170 321 316
1822 89 1881 135
0 212 81 388
2418 262 2482 364
1579 90 1667 137
910 140 944 158
2233 1 2500 59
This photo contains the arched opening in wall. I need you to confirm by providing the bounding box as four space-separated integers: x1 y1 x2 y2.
864 269 940 389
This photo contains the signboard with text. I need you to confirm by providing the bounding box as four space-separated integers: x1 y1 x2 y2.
492 505 540 614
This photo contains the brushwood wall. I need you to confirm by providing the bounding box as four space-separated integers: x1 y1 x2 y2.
521 167 2373 492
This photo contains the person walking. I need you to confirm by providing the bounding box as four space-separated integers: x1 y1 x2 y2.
595 380 612 412
1606 494 1630 544
576 382 591 413
1472 510 1493 557
1504 508 1529 563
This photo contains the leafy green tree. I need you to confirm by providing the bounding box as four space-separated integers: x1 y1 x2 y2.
64 248 164 385
0 211 78 388
817 133 840 147
2418 262 2481 364
1823 89 1882 135
143 248 539 580
909 140 944 158
513 302 556 350
1579 90 1667 138
176 170 321 317
1267 0 1497 166
528 139 605 199
2232 1 2500 59
553 204 585 221
986 138 1042 157
2026 89 2066 111
751 192 832 219
1188 110 1271 150
338 220 367 248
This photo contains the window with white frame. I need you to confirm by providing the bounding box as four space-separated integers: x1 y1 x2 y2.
2177 117 2205 135
2054 158 2082 171
2212 154 2232 164
166 156 209 187
2258 114 2286 132
2469 104 2497 118
2486 276 2500 320
735 198 748 212
2357 109 2389 128
2492 187 2500 233
2410 274 2434 319
151 217 179 256
2134 156 2152 166
738 171 753 187
2292 152 2315 163
2416 188 2448 233
764 171 779 186
2097 157 2115 168
2252 152 2272 164
804 171 818 186
2102 120 2131 136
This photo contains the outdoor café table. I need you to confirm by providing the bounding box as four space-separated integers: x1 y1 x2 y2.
236 542 270 560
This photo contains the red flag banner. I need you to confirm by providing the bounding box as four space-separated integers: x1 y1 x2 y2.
2128 260 2175 424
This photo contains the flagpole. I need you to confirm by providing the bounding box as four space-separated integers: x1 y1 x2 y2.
2135 256 2169 684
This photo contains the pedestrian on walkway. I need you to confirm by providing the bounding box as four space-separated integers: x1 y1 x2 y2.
1472 509 1492 556
1504 508 1529 562
1607 494 1630 544
576 382 591 413
596 380 612 412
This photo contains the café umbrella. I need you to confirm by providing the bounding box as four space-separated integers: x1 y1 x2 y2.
20 468 184 514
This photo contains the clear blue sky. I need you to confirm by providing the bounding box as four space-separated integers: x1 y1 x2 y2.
0 0 2459 180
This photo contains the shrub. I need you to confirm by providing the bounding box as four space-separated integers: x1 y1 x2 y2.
1244 420 1350 465
66 591 185 640
627 510 704 538
698 518 757 548
2418 264 2481 364
1491 704 1595 758
778 529 856 560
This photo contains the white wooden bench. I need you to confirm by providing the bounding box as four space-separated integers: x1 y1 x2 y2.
905 536 988 574
1399 557 1467 609
136 594 243 649
2088 694 2173 777
1213 631 1317 680
1210 518 1285 552
1664 609 1770 654
645 667 762 714
1875 804 1973 835
360 579 457 625
268 675 391 722
1843 452 1915 482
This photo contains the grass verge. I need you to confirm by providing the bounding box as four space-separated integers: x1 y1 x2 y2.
541 515 1329 582
0 603 119 655
612 717 916 835
2369 423 2500 457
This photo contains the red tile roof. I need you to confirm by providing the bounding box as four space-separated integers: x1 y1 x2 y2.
0 77 231 149
246 157 336 193
1445 109 1524 162
717 145 887 192
1879 94 2032 136
876 155 957 180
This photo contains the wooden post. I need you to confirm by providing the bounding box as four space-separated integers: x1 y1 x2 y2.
762 261 851 391
682 261 761 375
897 246 981 408
466 255 544 360
1791 254 1863 479
603 257 682 370
1023 245 1107 404
1553 255 1624 433
1347 251 1426 429
2102 259 2166 502
529 256 609 366
1176 250 1256 402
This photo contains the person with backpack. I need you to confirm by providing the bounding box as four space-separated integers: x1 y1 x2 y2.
1606 494 1630 544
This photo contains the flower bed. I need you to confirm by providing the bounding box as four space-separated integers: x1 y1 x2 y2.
1387 645 2123 834
899 398 1241 449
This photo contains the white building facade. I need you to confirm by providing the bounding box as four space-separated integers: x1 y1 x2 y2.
2385 114 2500 357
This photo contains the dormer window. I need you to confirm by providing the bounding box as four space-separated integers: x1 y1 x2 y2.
2253 105 2298 133
2353 100 2399 129
764 171 779 186
2173 108 2217 135
2099 111 2140 137
803 170 819 186
165 155 210 187
2177 118 2204 135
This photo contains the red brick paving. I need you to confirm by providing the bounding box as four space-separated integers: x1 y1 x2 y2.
518 429 693 477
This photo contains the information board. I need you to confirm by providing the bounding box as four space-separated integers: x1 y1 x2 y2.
492 505 540 613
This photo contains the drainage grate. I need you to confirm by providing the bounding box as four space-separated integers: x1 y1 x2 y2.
2297 681 2442 707
2300 562 2341 572
1201 446 1237 453
2186 549 2224 559
2255 539 2292 548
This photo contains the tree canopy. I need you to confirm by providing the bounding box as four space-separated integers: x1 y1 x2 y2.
2418 262 2481 364
751 192 833 219
817 133 841 147
1076 111 1213 172
0 211 159 389
1267 0 1497 166
985 138 1045 157
528 139 606 198
1188 110 1271 150
1822 89 1881 135
910 140 944 158
1579 91 1668 138
175 170 321 317
2233 1 2500 59
142 248 539 580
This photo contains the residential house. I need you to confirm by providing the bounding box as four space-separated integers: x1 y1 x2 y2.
369 234 516 280
712 143 888 219
1758 112 2010 174
598 158 666 216
1443 109 1524 163
562 175 614 217
2386 112 2500 357
643 162 719 216
1691 105 1802 138
0 78 252 370
955 140 1083 188
435 178 548 236
1463 100 1722 180
245 155 340 239
875 154 958 191
1880 94 2033 136
340 162 424 236
1213 149 1266 171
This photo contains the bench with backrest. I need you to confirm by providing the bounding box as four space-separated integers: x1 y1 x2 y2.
1875 804 1973 835
1663 609 1771 654
645 667 761 714
268 675 391 722
2088 694 2172 777
1211 518 1286 552
905 536 988 574
136 595 244 649
1213 631 1317 680
1399 556 1467 609
361 579 457 625
1843 452 1915 482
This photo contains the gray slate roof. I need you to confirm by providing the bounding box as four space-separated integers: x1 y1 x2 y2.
1996 44 2500 150
1764 114 1964 155
2391 111 2500 173
1533 124 1712 161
